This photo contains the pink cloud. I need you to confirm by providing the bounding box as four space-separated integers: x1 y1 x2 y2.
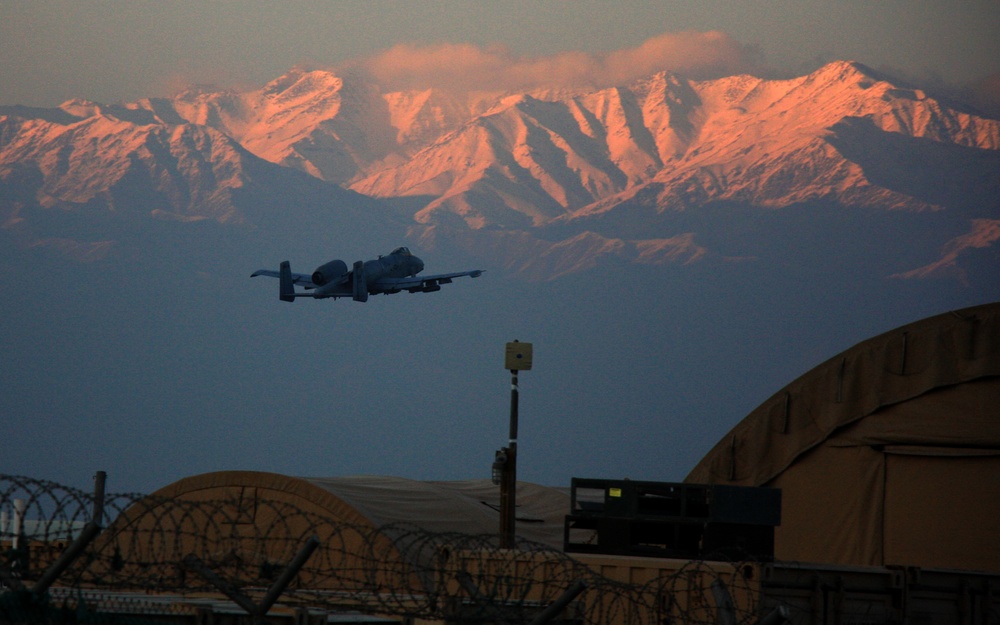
345 31 758 93
602 31 756 83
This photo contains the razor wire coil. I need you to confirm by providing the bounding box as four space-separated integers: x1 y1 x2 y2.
1 475 765 625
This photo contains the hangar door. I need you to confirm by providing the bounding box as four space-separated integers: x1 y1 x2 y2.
883 448 1000 572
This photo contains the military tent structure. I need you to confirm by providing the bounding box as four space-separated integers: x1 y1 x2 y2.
686 302 1000 572
98 471 571 595
144 471 569 549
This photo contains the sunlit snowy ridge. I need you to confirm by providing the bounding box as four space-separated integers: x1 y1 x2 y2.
2 60 998 279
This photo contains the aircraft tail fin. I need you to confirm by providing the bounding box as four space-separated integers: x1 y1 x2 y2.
279 261 296 302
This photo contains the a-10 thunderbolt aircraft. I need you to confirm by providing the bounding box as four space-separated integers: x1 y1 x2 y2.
251 247 483 302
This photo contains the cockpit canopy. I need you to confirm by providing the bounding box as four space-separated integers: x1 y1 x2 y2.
390 247 412 256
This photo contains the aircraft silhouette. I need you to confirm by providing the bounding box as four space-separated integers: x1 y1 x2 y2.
252 247 483 302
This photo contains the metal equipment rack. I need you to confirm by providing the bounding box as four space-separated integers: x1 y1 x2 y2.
563 478 781 560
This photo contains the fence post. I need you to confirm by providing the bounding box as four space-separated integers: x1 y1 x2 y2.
31 521 102 596
30 471 108 596
91 471 106 524
185 536 321 625
182 554 259 616
256 535 320 616
528 580 587 625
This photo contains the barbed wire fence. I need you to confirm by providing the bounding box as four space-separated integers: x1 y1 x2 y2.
0 473 767 625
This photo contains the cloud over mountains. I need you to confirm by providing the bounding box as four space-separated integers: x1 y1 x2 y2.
343 30 759 93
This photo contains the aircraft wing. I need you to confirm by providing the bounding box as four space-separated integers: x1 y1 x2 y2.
374 269 484 293
250 269 316 289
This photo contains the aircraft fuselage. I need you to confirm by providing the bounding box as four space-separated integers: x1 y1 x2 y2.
364 253 425 293
252 247 481 303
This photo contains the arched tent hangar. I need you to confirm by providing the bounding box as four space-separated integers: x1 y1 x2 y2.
687 302 1000 572
101 472 570 593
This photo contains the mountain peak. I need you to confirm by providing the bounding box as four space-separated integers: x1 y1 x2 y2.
262 68 344 100
59 99 102 119
806 60 892 87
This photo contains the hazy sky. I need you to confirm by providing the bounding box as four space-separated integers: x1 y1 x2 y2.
2 0 999 107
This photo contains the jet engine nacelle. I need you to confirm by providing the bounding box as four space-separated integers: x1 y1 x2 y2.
311 260 348 286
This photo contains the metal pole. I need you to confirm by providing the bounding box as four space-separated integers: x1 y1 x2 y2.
711 579 737 625
31 521 102 596
11 498 25 551
92 471 107 525
183 554 260 616
528 580 587 625
456 571 514 625
757 605 791 625
500 369 519 548
256 535 320 616
31 470 111 595
11 498 26 576
185 536 320 625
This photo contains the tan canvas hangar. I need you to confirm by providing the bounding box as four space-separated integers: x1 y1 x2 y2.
687 302 1000 571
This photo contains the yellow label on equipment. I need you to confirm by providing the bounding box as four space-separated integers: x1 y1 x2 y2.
609 488 622 498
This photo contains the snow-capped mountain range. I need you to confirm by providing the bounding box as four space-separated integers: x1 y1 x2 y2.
2 60 998 280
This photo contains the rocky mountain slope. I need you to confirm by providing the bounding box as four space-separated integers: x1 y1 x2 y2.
2 61 998 280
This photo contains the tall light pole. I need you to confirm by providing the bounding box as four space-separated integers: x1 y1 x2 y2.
497 340 532 548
